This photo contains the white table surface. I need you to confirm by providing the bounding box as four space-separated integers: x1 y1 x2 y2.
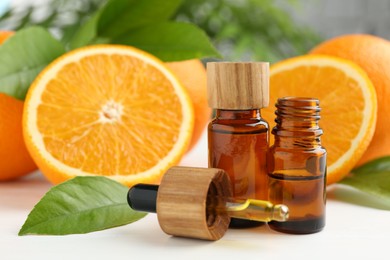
1 129 390 260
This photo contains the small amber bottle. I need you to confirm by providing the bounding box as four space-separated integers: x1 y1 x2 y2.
268 97 326 234
207 62 270 228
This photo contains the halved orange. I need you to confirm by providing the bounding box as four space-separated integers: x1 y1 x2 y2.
23 45 194 187
262 55 377 185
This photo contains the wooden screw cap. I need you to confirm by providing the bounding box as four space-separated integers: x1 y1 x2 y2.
207 62 269 109
157 166 232 241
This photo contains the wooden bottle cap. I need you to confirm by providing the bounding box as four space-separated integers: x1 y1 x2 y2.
157 166 232 241
207 62 269 109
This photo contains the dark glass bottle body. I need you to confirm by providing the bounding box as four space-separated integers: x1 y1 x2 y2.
208 109 269 228
268 97 326 234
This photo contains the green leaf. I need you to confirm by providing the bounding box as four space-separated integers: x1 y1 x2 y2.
69 11 101 49
0 26 65 100
113 22 221 61
19 176 146 235
351 156 390 174
68 0 219 61
98 0 183 39
69 0 183 49
339 156 390 207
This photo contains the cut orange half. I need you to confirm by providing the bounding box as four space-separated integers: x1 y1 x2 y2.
23 45 194 187
262 55 377 185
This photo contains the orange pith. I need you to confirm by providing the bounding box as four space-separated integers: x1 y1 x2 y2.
23 45 194 187
262 55 377 185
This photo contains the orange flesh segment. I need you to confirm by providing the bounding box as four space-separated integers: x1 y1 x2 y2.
37 54 183 176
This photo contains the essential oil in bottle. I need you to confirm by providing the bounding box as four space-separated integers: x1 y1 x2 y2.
268 97 327 234
207 62 270 228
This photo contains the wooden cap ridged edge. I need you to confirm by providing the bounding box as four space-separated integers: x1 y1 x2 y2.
207 62 269 109
156 166 232 241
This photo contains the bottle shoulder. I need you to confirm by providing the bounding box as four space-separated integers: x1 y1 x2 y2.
208 118 269 134
270 144 326 154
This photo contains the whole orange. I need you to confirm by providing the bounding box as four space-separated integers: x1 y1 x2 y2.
0 30 37 181
166 60 211 152
310 34 390 166
0 93 37 181
0 31 14 44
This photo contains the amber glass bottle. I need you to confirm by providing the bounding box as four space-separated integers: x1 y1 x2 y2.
268 97 326 234
207 62 270 228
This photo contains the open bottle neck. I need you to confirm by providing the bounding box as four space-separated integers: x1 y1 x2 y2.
272 97 323 148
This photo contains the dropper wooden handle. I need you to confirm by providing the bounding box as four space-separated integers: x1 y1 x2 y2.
157 166 232 240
